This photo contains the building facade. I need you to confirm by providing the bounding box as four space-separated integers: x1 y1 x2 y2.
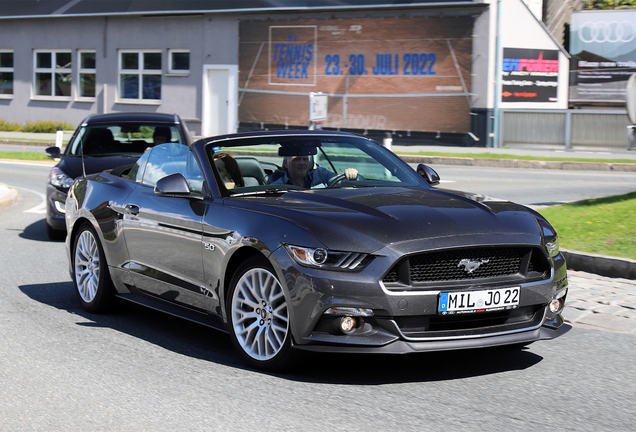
0 0 570 146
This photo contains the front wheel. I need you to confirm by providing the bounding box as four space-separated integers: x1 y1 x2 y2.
227 257 296 371
72 222 115 313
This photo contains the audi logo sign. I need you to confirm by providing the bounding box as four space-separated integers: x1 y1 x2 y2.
579 21 636 44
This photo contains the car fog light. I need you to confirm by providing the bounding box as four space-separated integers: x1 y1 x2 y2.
549 298 564 314
340 316 357 334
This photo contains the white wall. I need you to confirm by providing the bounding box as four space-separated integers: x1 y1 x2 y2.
0 14 240 135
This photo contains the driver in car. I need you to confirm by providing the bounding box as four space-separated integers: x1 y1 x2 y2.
271 152 358 188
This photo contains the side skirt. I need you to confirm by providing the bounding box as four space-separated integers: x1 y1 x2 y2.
115 293 228 334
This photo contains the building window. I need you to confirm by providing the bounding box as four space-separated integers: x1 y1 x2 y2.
119 50 162 101
169 49 190 74
78 50 96 99
0 50 13 96
34 50 72 98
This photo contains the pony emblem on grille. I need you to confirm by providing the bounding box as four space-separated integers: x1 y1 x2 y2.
458 258 490 273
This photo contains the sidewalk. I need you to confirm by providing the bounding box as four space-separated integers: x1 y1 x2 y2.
564 270 636 334
390 144 636 172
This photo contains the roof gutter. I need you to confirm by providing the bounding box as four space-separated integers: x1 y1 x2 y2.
0 2 485 20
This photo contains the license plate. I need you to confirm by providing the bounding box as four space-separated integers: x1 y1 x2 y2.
438 287 520 315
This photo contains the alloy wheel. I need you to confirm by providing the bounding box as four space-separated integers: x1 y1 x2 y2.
74 229 101 303
230 267 289 361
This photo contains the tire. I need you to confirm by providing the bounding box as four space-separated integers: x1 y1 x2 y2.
71 222 116 313
227 257 296 371
46 222 66 241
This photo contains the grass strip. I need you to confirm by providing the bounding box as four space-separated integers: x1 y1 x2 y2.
539 193 636 261
0 152 52 161
396 151 636 165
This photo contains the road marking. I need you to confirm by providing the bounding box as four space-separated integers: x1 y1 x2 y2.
6 185 48 214
24 201 47 214
0 160 56 167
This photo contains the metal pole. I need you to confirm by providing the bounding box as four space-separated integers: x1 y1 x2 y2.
565 111 572 150
492 0 502 148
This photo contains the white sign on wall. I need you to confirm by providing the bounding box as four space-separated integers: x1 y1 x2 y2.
309 92 327 121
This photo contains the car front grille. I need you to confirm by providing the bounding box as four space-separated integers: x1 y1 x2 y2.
382 246 550 288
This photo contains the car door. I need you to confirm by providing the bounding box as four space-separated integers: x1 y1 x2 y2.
122 143 211 311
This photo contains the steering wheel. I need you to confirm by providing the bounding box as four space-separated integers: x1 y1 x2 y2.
327 173 359 188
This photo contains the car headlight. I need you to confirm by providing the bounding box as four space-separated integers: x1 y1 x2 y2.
285 245 372 271
546 236 560 258
49 167 74 189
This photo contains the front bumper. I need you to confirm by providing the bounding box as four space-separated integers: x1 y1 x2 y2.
271 238 570 355
46 183 68 230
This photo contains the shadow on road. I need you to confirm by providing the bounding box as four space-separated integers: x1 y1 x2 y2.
19 281 544 384
19 218 64 242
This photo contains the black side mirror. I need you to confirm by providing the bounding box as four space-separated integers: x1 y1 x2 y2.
155 173 191 196
416 164 441 186
45 146 61 158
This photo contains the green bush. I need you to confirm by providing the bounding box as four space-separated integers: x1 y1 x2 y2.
0 118 21 131
0 118 75 133
22 120 75 133
131 126 154 139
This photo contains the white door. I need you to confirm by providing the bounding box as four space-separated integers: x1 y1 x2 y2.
203 65 238 137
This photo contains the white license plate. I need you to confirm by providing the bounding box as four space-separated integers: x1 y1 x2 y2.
438 287 520 315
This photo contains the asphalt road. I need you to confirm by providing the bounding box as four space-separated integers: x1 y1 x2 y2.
1 162 635 431
423 164 636 208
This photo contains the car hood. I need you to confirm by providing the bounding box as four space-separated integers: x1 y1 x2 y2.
232 187 542 252
56 154 142 180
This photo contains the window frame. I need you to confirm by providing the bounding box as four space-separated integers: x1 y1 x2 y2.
117 49 162 104
32 49 72 100
136 143 204 193
168 49 190 76
0 49 14 99
76 49 96 101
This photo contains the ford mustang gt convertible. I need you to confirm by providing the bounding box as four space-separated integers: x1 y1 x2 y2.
65 130 570 370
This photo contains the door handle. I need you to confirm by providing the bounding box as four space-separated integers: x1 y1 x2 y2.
124 204 140 215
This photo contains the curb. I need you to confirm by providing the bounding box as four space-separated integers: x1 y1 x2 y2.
398 155 636 172
0 184 17 209
0 139 60 148
562 249 636 280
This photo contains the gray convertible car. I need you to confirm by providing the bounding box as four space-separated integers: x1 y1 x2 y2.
65 130 570 370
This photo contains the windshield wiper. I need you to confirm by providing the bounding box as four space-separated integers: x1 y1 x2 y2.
231 188 293 197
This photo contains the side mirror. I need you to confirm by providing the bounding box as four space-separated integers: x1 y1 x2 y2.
154 173 191 196
416 164 440 186
45 146 61 158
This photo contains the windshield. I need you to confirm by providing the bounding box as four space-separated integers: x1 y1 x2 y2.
207 134 425 193
69 123 182 156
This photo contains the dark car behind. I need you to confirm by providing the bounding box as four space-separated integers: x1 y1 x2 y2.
45 112 191 239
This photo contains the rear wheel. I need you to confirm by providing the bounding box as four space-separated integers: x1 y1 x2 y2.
227 257 296 371
72 222 115 313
